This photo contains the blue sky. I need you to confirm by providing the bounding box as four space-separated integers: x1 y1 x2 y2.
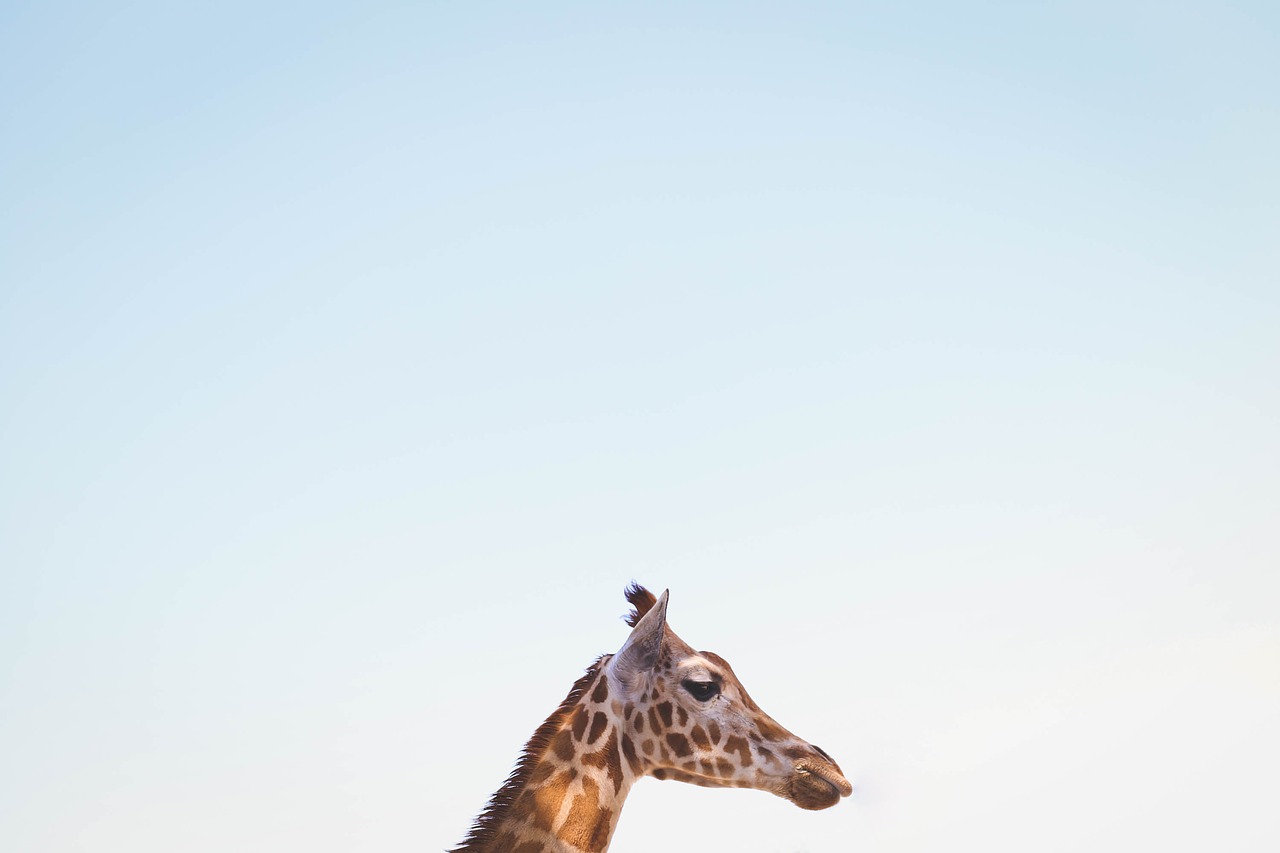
2 3 1278 851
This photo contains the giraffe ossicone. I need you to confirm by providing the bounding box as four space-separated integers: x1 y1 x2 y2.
450 584 852 853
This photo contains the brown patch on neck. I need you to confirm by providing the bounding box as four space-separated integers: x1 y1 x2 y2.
580 727 625 795
560 775 614 853
450 657 607 853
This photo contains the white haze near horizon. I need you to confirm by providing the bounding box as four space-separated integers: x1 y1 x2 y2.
2 3 1277 852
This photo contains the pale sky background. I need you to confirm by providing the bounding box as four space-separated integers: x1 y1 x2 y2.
2 2 1278 852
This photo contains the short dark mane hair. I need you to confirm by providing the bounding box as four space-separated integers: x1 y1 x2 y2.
449 656 606 852
623 582 656 628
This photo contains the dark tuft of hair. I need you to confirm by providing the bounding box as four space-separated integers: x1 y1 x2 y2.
623 582 657 627
449 657 606 852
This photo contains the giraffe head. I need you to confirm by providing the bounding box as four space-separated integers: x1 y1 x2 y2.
606 584 853 810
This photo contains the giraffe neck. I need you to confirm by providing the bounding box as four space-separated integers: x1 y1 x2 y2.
454 660 641 853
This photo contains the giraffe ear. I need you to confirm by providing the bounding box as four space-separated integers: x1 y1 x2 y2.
608 588 669 689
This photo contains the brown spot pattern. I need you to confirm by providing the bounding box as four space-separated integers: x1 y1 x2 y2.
552 729 575 762
724 735 752 767
527 760 555 787
579 729 625 794
666 732 692 758
621 733 643 775
561 776 613 853
588 711 608 745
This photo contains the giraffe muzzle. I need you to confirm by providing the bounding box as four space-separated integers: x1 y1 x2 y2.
786 757 854 810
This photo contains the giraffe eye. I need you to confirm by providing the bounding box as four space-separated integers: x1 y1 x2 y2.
682 679 720 702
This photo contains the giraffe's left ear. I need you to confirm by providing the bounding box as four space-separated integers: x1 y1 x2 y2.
608 588 668 690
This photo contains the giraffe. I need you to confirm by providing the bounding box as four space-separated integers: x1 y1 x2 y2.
450 584 852 853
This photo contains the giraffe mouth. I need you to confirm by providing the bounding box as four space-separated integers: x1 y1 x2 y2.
787 761 853 810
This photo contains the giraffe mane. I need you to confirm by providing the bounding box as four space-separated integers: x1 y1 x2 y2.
623 581 656 628
450 656 607 853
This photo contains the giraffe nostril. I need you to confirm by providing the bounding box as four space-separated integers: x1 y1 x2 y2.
811 744 833 763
